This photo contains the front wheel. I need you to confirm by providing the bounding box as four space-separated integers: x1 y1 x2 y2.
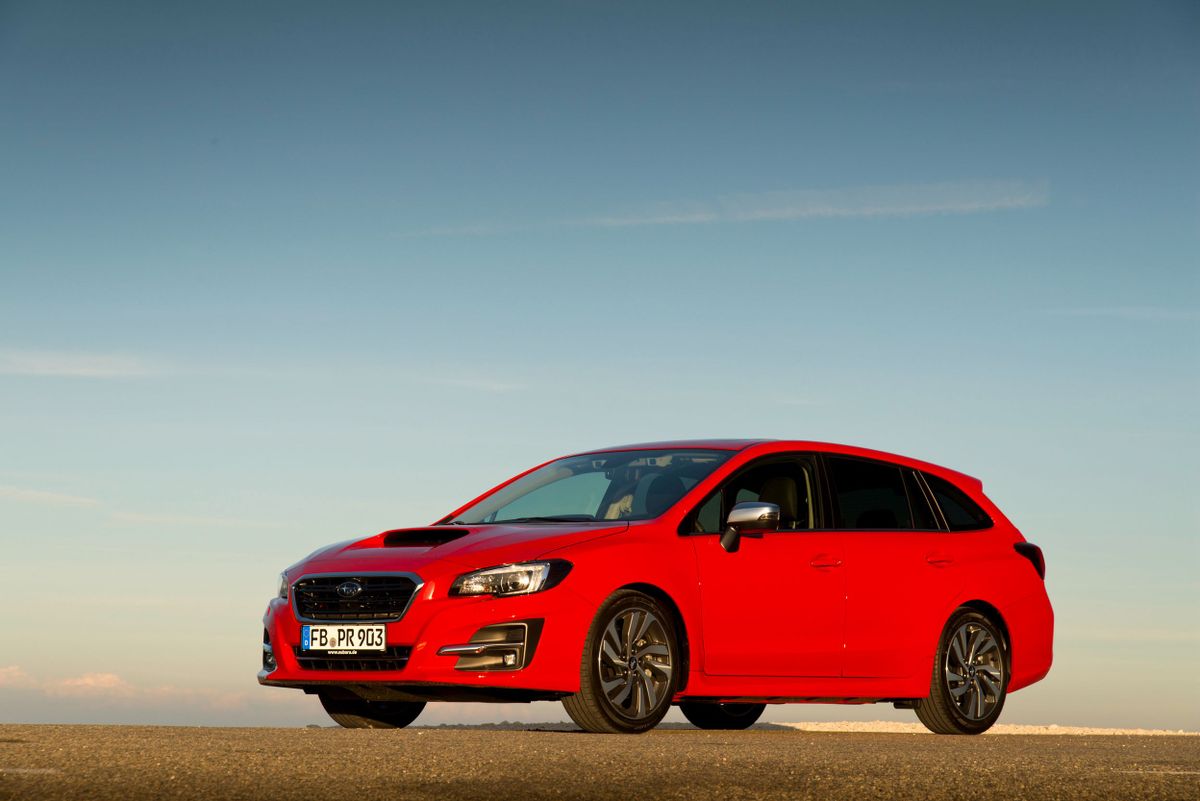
914 609 1008 734
562 590 679 733
679 701 765 730
318 694 426 729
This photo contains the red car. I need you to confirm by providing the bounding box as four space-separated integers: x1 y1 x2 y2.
260 440 1053 734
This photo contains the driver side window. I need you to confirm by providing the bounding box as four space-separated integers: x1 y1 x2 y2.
691 456 816 533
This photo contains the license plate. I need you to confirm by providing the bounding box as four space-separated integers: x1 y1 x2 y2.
301 624 386 652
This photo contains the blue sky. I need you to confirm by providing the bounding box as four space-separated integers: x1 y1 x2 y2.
1 1 1196 728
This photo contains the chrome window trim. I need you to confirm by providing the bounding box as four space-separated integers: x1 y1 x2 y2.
289 571 424 624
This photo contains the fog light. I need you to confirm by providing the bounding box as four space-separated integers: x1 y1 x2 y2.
262 629 277 672
437 620 544 671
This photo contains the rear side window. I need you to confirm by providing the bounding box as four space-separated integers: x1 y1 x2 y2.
826 457 913 530
922 473 993 531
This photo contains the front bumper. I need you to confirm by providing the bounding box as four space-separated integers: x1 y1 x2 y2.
258 578 593 698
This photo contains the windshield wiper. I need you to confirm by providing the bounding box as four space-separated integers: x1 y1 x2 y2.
491 515 599 524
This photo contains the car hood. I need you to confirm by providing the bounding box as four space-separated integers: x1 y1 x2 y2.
292 522 629 575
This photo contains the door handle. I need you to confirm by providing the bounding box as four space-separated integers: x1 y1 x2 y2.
925 552 954 567
809 554 843 569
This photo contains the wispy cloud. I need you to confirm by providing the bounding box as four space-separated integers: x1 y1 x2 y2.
0 349 155 377
415 375 525 393
0 666 35 688
1041 306 1199 322
0 665 557 725
578 180 1049 227
577 209 722 228
0 483 276 529
771 395 824 407
403 179 1049 237
0 484 99 507
1072 628 1200 644
0 666 267 710
49 672 138 699
109 511 281 529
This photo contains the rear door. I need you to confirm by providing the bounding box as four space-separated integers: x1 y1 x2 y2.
825 456 964 679
687 453 846 677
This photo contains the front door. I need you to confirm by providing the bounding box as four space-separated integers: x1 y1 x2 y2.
687 454 845 677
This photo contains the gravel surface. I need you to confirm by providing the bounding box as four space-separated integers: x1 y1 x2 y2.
0 724 1197 801
777 721 1200 736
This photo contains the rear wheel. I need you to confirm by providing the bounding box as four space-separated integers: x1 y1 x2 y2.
318 694 426 729
679 701 765 730
563 590 679 733
914 609 1008 735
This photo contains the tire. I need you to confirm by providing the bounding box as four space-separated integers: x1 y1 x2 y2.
914 609 1008 735
679 701 765 730
318 694 426 729
562 590 680 734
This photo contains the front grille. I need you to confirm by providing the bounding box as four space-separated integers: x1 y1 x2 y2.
293 574 419 621
293 645 411 672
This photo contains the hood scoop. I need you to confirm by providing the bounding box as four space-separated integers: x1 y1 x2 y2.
382 527 471 548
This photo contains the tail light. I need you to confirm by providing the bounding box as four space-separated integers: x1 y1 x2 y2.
1014 542 1045 579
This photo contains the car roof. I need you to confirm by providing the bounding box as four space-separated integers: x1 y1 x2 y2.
577 439 981 488
582 439 771 453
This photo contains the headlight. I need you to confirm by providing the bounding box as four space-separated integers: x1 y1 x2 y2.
449 561 570 597
277 572 289 599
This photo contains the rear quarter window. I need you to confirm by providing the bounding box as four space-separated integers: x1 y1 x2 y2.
922 472 993 531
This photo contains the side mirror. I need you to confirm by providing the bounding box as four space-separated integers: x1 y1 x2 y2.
719 502 780 553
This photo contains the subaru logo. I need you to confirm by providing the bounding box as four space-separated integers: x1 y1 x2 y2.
336 580 364 599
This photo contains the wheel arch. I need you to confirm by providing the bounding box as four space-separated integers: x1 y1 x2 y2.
958 599 1012 670
618 582 690 693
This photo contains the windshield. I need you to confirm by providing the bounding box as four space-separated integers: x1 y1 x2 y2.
444 449 733 524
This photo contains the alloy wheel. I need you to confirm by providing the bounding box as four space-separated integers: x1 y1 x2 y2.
596 606 674 720
944 621 1004 721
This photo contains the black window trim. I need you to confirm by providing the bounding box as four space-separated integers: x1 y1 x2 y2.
907 469 947 531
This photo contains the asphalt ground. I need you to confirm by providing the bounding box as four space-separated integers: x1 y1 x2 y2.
0 725 1196 801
